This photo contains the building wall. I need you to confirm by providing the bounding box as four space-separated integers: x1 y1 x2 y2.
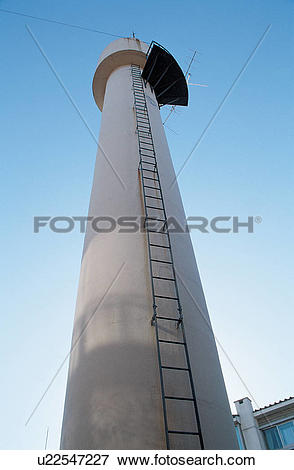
234 398 266 449
234 397 294 450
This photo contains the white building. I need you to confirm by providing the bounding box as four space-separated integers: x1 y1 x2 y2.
233 396 294 449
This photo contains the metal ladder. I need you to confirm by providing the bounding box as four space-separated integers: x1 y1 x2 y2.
130 64 204 450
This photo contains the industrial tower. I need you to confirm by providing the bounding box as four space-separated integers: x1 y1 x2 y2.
60 37 238 450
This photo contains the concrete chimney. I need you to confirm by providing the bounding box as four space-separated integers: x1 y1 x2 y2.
60 37 238 450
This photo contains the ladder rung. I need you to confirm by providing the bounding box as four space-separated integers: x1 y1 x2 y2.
140 140 153 146
156 316 179 321
146 217 166 222
141 161 156 166
158 339 184 345
139 147 154 153
168 431 199 435
153 275 175 281
162 366 189 371
149 243 170 249
140 150 154 155
142 175 159 181
140 152 155 158
137 132 151 138
139 151 157 156
147 229 167 234
165 396 194 401
144 194 161 200
142 169 157 174
140 147 155 152
141 156 155 161
143 185 160 190
146 205 164 210
154 295 179 301
150 258 172 264
138 130 150 135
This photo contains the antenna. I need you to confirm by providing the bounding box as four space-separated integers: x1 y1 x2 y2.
187 72 208 87
163 50 207 125
184 50 197 79
163 50 196 125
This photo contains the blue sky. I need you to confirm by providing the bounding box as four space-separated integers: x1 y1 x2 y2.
0 0 293 449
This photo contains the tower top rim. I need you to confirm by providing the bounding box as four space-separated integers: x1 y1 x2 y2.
92 38 148 111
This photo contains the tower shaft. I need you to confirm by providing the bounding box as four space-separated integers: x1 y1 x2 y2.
60 38 238 450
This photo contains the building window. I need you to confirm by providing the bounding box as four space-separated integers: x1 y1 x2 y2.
264 427 282 449
264 421 294 449
279 421 294 447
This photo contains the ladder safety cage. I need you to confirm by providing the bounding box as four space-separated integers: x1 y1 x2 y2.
130 64 204 450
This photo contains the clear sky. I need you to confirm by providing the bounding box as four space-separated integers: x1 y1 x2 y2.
0 0 293 450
